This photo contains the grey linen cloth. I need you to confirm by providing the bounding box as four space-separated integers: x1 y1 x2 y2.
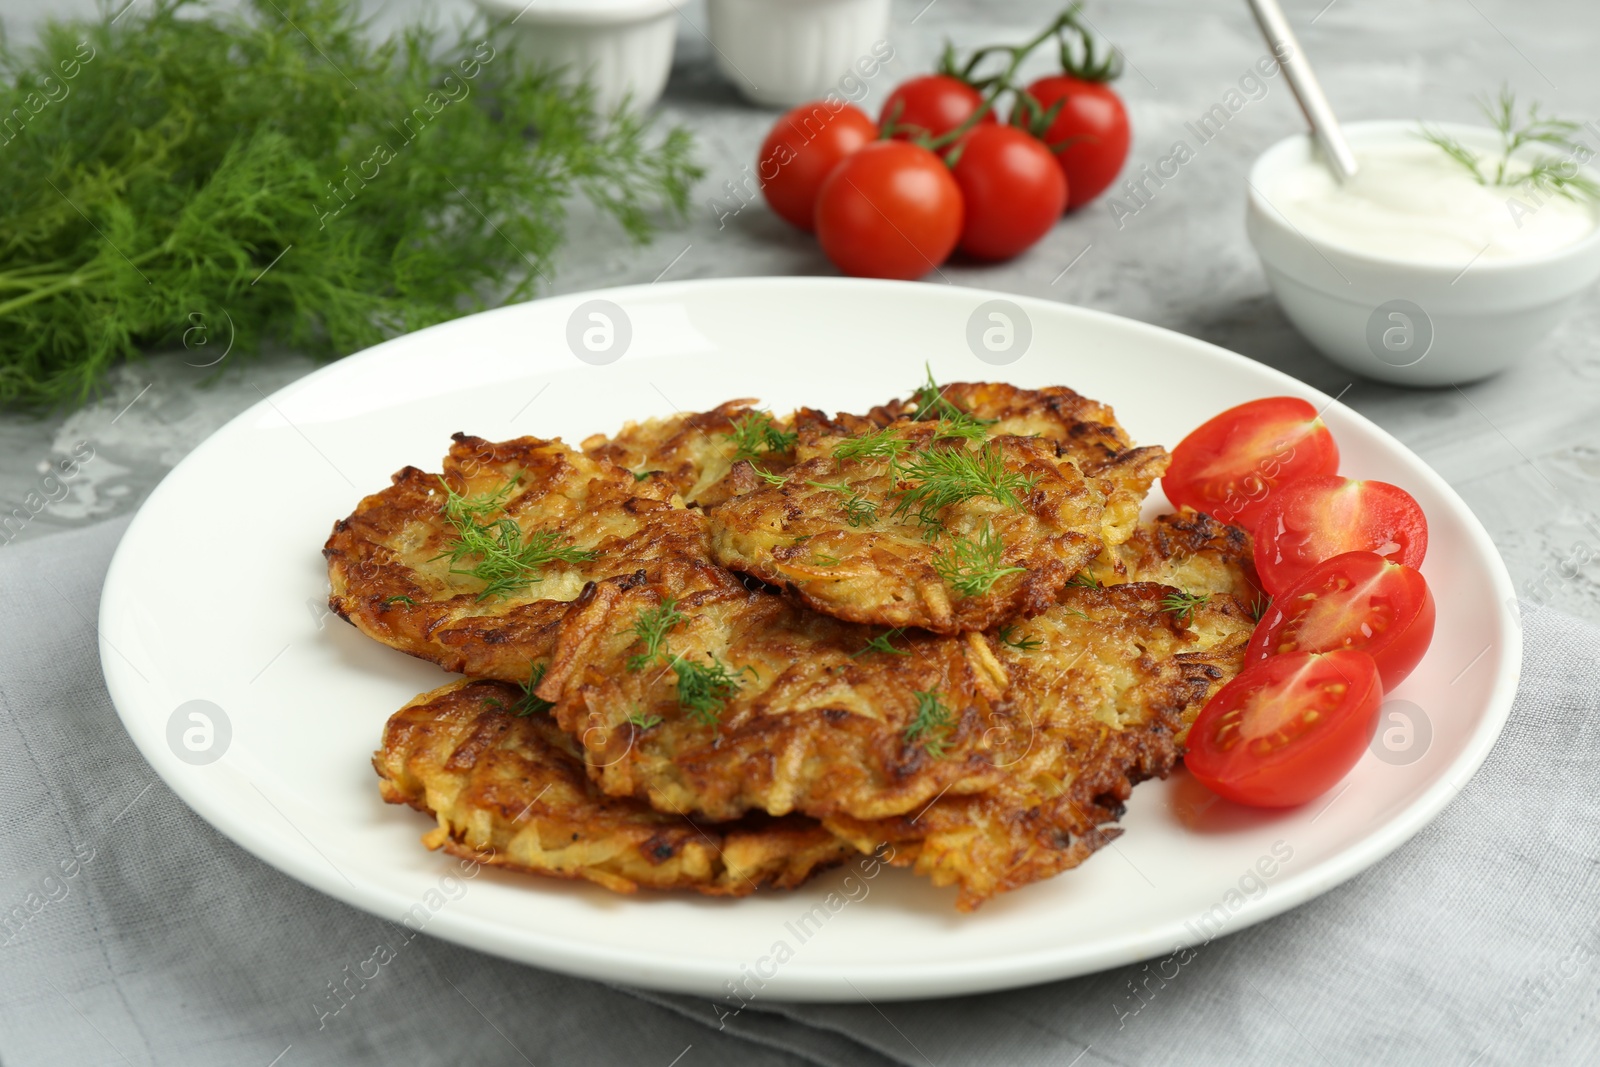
3 518 1597 1066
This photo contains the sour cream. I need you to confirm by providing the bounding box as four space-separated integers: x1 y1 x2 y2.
1264 138 1597 265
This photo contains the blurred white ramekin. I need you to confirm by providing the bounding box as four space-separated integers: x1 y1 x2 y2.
706 0 892 108
472 0 679 114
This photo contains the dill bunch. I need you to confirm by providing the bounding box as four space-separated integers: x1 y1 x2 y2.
435 476 595 600
0 0 701 407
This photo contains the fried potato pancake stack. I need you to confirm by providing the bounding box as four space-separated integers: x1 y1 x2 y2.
328 376 1261 910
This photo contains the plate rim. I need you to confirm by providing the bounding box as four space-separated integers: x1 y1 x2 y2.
98 275 1522 1001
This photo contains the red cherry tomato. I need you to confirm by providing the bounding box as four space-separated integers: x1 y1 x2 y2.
758 102 879 231
1247 551 1436 691
814 140 964 280
881 75 994 141
1163 396 1340 528
1021 75 1130 210
1185 650 1382 808
1254 475 1429 595
948 125 1067 261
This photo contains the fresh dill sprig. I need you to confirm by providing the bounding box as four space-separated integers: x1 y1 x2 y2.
1248 591 1272 623
893 444 1037 531
671 653 750 725
750 466 788 486
725 411 797 462
852 628 911 657
1160 589 1212 624
0 0 702 409
905 689 954 758
907 365 998 440
833 426 913 468
514 663 555 717
810 553 843 567
626 709 663 730
625 598 687 670
382 594 416 607
807 480 879 527
933 413 992 442
995 624 1042 652
1067 570 1102 589
1419 86 1600 200
435 477 596 600
932 522 1027 597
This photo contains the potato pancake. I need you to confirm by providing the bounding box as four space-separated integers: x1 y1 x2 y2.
1116 507 1263 602
376 679 856 896
708 424 1105 633
325 433 732 680
535 574 1025 823
825 584 1254 911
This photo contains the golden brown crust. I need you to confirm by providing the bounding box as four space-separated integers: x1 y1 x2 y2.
324 434 729 680
824 584 1254 911
536 576 1023 824
707 426 1104 634
374 679 857 896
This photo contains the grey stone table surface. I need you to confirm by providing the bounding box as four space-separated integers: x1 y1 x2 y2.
2 0 1598 623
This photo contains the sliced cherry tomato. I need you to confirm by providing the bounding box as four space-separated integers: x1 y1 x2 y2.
1247 551 1435 691
1185 650 1382 808
949 125 1067 261
1020 76 1130 210
814 140 963 280
758 102 879 231
880 75 994 141
1254 475 1428 595
1163 396 1340 528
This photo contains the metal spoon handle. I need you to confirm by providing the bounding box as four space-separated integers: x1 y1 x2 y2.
1245 0 1359 182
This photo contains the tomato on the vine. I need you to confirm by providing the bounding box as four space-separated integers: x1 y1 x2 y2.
757 102 879 231
880 74 994 141
1253 475 1429 595
1185 650 1382 808
949 125 1066 260
1021 75 1130 210
814 140 963 280
1162 397 1341 528
1247 551 1436 691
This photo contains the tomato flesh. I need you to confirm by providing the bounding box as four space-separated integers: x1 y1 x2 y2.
1162 396 1340 527
1254 475 1428 594
881 75 994 141
1021 76 1130 210
758 102 879 231
1247 550 1435 691
814 140 963 280
950 125 1067 260
1185 650 1382 808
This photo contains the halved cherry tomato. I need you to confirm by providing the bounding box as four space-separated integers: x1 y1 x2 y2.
1247 551 1435 691
758 102 879 231
1163 396 1340 527
1185 650 1382 808
814 140 963 280
949 125 1067 260
1020 75 1130 210
880 75 994 141
1254 475 1428 595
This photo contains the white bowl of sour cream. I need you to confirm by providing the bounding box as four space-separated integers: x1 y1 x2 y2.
1247 120 1600 386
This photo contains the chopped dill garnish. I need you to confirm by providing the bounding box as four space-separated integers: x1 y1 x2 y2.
933 412 992 442
382 594 416 607
852 628 911 657
807 480 879 527
1419 86 1600 200
749 466 788 486
908 365 997 438
1248 591 1272 623
893 443 1036 531
625 598 687 671
810 553 842 567
514 663 555 717
671 653 751 725
626 709 663 730
633 470 657 482
435 477 596 601
932 522 1027 597
1067 570 1102 589
833 426 912 469
725 411 797 461
1160 589 1212 624
905 689 954 758
995 624 1042 652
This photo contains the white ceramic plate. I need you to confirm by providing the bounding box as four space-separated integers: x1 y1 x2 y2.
100 278 1520 1002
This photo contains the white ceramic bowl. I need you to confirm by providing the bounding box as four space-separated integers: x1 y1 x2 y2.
707 0 891 108
472 0 678 114
1247 120 1600 386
